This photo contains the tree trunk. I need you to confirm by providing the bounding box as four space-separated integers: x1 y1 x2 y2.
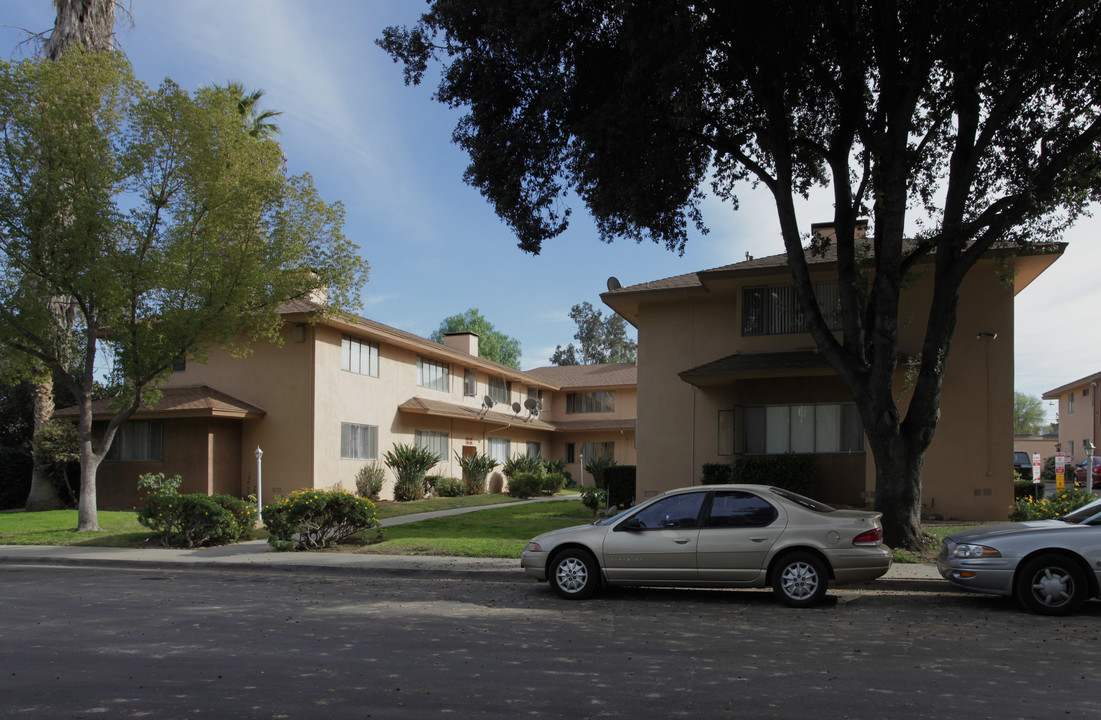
43 0 117 60
24 379 65 511
868 432 926 550
75 395 101 532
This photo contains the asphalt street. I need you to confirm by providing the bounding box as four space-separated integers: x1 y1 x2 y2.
2 562 1099 720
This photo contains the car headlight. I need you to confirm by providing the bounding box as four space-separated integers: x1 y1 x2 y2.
525 542 543 553
952 543 1001 559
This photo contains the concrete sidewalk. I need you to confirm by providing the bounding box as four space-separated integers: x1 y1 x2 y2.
0 495 946 591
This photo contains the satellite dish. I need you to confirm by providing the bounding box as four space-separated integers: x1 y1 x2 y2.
524 398 537 411
511 401 522 414
607 276 622 292
483 395 495 408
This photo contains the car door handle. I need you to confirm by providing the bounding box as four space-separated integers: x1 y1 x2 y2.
750 537 768 543
674 538 690 544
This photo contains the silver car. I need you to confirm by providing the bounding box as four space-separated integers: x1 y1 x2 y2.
937 498 1101 615
521 484 892 607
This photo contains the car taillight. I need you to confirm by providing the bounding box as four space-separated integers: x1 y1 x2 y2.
853 527 882 546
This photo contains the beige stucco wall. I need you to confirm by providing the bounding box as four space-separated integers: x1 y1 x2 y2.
1053 386 1099 463
631 255 1017 521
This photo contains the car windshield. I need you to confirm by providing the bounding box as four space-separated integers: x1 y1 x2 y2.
769 487 836 513
1059 498 1101 525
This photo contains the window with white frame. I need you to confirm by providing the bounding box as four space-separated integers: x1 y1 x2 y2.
342 335 379 377
1069 392 1075 414
742 280 843 336
565 391 615 414
415 430 449 461
489 376 508 404
107 421 163 461
526 441 541 458
340 423 378 460
417 356 449 392
464 368 477 397
738 403 863 454
489 437 510 463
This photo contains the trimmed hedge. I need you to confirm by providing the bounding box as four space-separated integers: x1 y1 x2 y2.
603 465 636 508
507 472 544 499
137 492 255 548
263 489 378 551
701 454 819 497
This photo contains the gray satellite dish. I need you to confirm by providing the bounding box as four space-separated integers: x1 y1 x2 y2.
511 401 522 414
524 398 537 411
483 395 495 408
607 276 622 292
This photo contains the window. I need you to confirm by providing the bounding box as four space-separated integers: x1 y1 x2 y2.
340 423 378 460
565 441 614 463
415 430 448 461
1069 393 1076 414
489 437 510 463
527 387 543 405
417 356 449 392
628 492 706 530
172 358 186 372
706 491 779 528
489 376 508 404
740 403 863 454
464 369 477 397
742 280 843 336
342 336 379 377
107 421 163 461
526 441 541 458
565 391 616 414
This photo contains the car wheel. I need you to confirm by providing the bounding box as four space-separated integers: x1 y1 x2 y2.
772 551 829 608
549 549 599 600
1014 553 1087 616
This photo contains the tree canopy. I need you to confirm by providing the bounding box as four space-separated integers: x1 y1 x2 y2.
430 308 521 368
0 50 368 530
1014 392 1048 436
381 1 1101 548
551 302 637 366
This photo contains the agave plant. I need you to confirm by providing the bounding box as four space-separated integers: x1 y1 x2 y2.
456 451 498 495
502 454 544 479
383 444 441 501
584 455 618 489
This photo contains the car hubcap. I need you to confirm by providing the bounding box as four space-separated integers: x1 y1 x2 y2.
556 557 588 593
781 562 819 599
1032 567 1073 607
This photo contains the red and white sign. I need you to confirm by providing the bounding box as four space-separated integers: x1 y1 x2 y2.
1032 453 1042 483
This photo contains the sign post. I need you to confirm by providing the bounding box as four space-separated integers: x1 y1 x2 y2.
1056 452 1069 491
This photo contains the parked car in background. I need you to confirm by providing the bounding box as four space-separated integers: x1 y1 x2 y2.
1072 458 1101 488
1013 451 1032 478
521 484 891 607
937 498 1101 615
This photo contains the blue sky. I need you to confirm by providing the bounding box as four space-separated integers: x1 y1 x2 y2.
3 0 1098 421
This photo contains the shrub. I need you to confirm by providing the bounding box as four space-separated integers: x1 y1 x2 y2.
542 472 567 495
434 476 465 497
354 462 386 500
34 419 79 502
702 455 819 498
503 454 544 479
579 486 607 514
137 493 246 548
263 489 378 550
584 455 617 488
384 444 441 502
603 465 636 508
456 451 498 495
212 493 257 535
507 471 544 498
137 472 182 496
1014 478 1044 501
700 463 735 484
1009 487 1094 522
545 459 575 487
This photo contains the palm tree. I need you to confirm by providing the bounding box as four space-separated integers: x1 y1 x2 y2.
214 81 284 138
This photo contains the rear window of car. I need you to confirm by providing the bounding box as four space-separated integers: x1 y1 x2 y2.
1014 452 1030 464
769 487 836 513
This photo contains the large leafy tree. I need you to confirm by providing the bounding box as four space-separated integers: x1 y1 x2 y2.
380 1 1101 548
430 308 521 368
0 51 368 531
551 302 637 366
1014 392 1047 436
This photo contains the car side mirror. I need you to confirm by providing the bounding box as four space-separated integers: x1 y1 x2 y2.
617 517 643 532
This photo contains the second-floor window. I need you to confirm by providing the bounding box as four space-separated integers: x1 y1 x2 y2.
566 391 615 414
418 356 449 392
342 336 379 377
742 280 843 336
464 369 477 397
489 376 508 404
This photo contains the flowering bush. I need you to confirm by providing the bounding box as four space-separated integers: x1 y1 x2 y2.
1009 487 1095 521
137 493 252 548
579 487 607 514
263 489 378 551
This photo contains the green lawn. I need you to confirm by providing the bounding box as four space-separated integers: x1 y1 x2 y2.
373 493 523 520
0 510 154 547
343 499 596 558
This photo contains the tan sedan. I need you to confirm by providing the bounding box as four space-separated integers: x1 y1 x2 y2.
521 484 891 607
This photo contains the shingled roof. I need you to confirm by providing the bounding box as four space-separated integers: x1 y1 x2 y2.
523 363 637 388
54 385 266 420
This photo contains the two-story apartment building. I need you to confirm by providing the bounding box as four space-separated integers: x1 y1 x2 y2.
1043 371 1101 463
65 299 637 509
601 222 1063 521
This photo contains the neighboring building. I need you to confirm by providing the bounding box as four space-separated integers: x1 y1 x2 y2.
601 221 1063 521
1013 428 1059 475
60 300 636 509
1042 372 1101 463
